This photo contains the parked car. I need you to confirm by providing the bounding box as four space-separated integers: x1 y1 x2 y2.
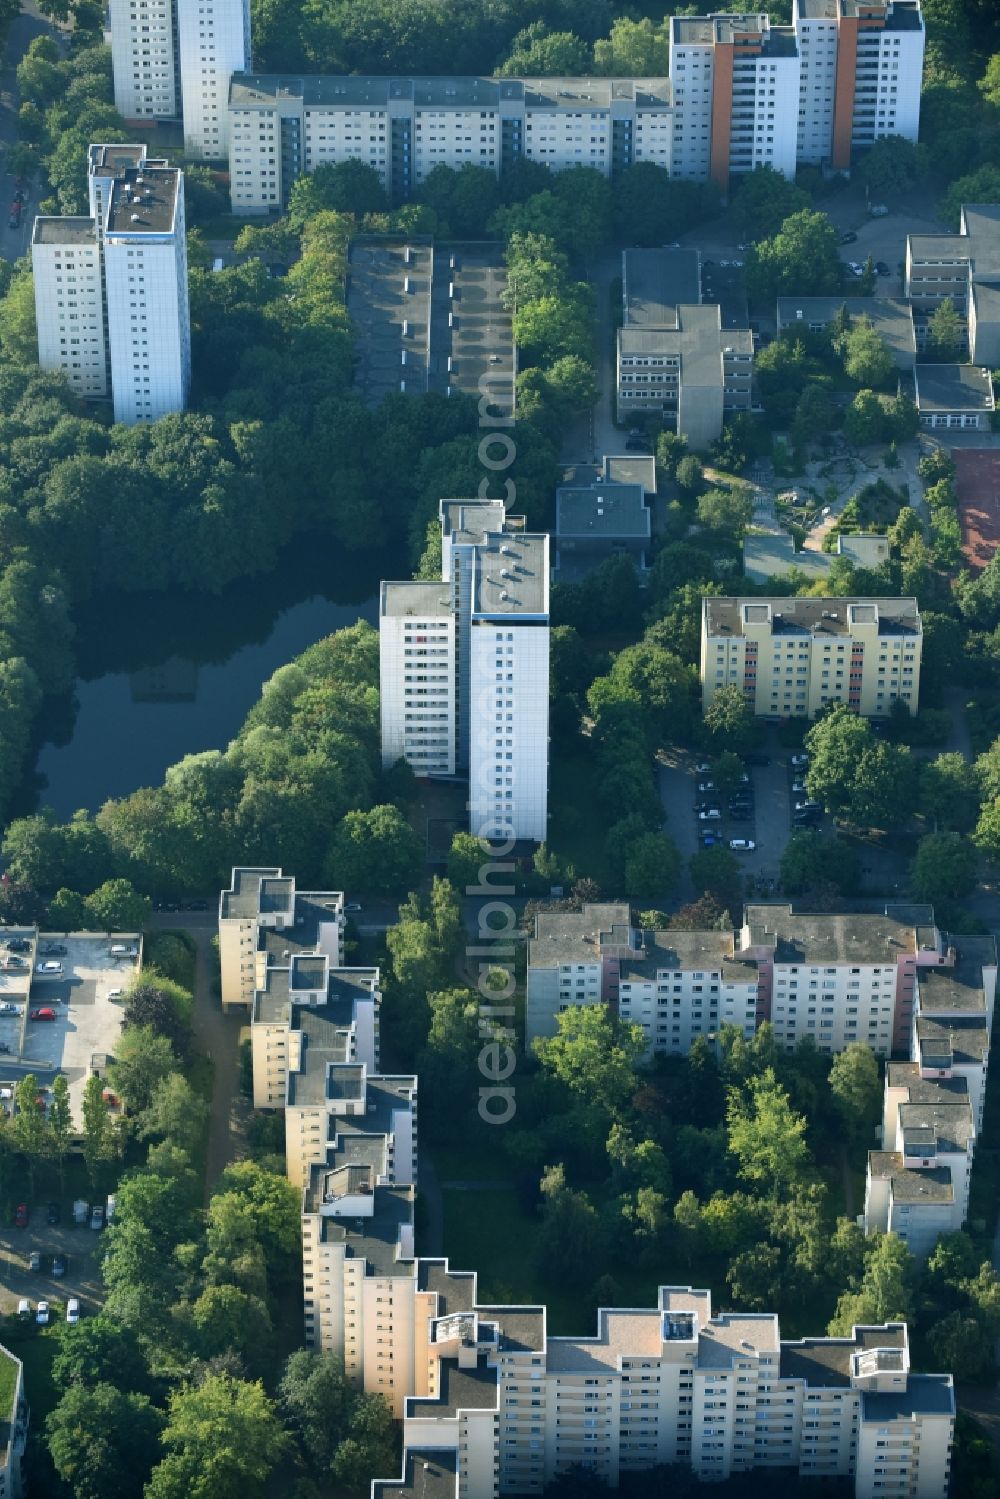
792 779 807 794
106 988 124 1002
72 1200 89 1226
28 1251 41 1273
795 799 822 813
90 1204 104 1231
14 1204 28 1228
30 1008 57 1021
700 833 718 847
840 230 857 244
40 944 66 956
794 808 822 826
876 260 891 276
790 753 810 768
697 780 715 793
34 961 62 976
17 1299 30 1322
697 808 721 821
343 902 363 913
694 761 713 774
66 1298 80 1325
52 1254 67 1278
185 899 209 911
730 839 757 852
869 204 889 217
46 1202 60 1225
8 201 20 230
106 1193 116 1223
848 261 864 276
4 938 29 952
36 1301 50 1325
0 1002 20 1015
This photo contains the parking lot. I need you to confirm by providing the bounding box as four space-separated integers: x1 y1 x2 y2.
661 743 829 901
0 933 139 1119
0 1202 105 1321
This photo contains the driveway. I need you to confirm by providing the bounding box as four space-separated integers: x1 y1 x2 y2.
561 246 625 464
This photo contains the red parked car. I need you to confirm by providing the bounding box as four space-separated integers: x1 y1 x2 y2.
14 1204 28 1228
30 1007 56 1022
8 200 20 230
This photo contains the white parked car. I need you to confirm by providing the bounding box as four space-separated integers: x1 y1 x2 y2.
730 839 757 852
65 1298 80 1325
34 961 62 976
17 1299 30 1322
0 1002 20 1015
791 753 810 768
105 988 124 1002
698 809 721 821
35 1300 50 1325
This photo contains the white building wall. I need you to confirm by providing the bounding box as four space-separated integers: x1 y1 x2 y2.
669 42 714 179
303 106 390 186
467 621 549 844
522 108 611 174
794 9 838 163
362 1275 416 1418
887 1194 959 1261
379 610 457 777
619 971 757 1056
856 1409 953 1499
103 181 190 424
854 20 924 151
109 0 178 121
31 233 109 399
229 105 282 211
412 107 499 184
176 0 251 159
771 962 898 1056
632 108 673 170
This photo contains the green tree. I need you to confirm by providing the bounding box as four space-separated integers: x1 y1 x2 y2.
779 830 861 896
139 1073 207 1155
330 1394 398 1495
688 845 743 913
534 1005 645 1124
840 318 894 388
499 22 589 76
828 1043 881 1143
123 974 193 1057
11 1073 48 1189
623 831 682 903
927 297 964 360
109 1027 177 1114
844 388 887 446
593 16 669 75
325 804 423 894
47 887 90 931
192 1283 273 1366
287 160 386 225
828 1232 914 1334
731 165 808 240
278 1349 356 1471
537 1163 605 1285
81 1073 117 1188
145 1375 289 1499
216 1159 302 1265
927 1310 996 1383
727 1068 810 1199
51 1315 150 1392
747 209 842 301
702 683 759 756
49 1073 73 1187
910 831 977 902
696 485 753 537
919 752 980 832
47 1382 163 1499
84 878 151 931
804 705 873 815
858 134 926 196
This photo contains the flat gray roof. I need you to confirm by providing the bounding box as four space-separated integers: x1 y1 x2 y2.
32 217 96 246
478 1304 546 1352
742 903 924 964
621 928 753 983
556 483 650 539
869 1152 954 1203
106 167 179 236
777 297 916 368
743 533 831 582
408 1358 497 1418
318 1183 415 1276
529 904 633 969
373 1449 458 1499
603 455 657 493
706 596 921 639
472 534 547 617
780 1324 906 1388
221 867 290 921
914 364 995 414
418 1259 477 1316
916 1014 989 1064
230 73 670 111
862 1375 954 1421
381 580 452 618
623 248 701 327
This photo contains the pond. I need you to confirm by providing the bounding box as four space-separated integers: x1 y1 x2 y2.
21 536 397 819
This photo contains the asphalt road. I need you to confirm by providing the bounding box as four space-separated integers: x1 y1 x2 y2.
0 1 64 263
